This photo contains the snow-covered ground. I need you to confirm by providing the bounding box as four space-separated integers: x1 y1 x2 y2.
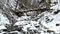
38 11 60 34
0 0 60 34
13 10 60 34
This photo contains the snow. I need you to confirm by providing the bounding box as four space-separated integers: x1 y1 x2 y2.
50 5 60 10
1 0 60 34
14 18 39 32
10 10 60 34
14 20 39 32
0 25 6 30
0 12 10 26
9 31 21 34
14 21 28 26
39 11 60 33
0 32 7 34
22 24 31 32
16 16 31 21
29 26 38 30
51 0 58 3
50 0 60 10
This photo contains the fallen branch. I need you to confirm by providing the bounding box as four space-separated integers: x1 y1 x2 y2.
15 8 52 13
